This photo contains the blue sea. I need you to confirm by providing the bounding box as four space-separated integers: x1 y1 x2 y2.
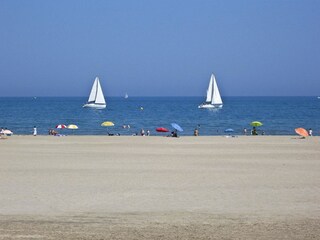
0 97 319 136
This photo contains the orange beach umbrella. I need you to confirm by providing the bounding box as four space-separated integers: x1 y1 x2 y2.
295 128 309 138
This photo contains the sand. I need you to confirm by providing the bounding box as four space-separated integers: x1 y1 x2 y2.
0 135 319 239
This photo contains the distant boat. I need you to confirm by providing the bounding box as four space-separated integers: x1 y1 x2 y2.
124 93 128 99
318 96 320 99
83 77 106 109
198 74 223 109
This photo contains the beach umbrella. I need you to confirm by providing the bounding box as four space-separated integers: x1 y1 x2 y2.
101 121 115 127
56 124 67 129
67 124 78 129
101 121 115 136
156 127 169 132
67 124 78 135
171 123 183 132
224 128 234 133
250 121 263 127
2 129 13 135
295 128 309 138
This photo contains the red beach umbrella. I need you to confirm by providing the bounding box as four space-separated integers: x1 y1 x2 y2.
156 127 169 132
56 124 67 129
295 128 309 138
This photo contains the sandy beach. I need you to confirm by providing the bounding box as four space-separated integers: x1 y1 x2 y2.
0 135 319 239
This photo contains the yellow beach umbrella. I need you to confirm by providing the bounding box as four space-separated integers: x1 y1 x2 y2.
67 124 79 129
67 124 78 135
101 121 115 127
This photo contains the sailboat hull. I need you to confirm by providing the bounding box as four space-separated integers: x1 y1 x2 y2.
83 103 106 109
198 103 223 109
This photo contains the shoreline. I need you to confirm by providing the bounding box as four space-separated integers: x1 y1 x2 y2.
2 134 319 137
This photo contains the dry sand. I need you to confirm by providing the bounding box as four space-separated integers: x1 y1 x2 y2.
0 135 319 239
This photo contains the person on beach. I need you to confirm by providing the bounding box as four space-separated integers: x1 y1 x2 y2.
243 128 247 135
171 130 178 137
146 130 150 136
33 126 37 136
0 127 4 138
140 129 145 136
251 127 258 135
308 128 313 136
194 128 199 136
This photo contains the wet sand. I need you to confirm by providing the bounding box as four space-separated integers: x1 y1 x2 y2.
0 135 319 239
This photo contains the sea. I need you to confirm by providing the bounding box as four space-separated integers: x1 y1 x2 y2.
0 97 319 136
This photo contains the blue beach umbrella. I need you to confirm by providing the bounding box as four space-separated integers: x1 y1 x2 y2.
224 128 234 133
171 123 183 132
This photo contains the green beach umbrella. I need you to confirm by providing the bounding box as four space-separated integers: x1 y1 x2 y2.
250 121 263 127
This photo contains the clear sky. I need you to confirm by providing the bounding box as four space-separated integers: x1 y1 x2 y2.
1 0 319 97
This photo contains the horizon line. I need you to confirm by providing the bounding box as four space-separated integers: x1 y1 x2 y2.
0 95 319 98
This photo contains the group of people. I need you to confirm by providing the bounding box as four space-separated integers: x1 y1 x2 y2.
48 129 58 136
0 127 12 138
2 125 317 137
140 129 150 136
242 127 265 136
0 127 10 133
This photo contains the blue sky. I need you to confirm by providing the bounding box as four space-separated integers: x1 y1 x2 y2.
1 0 319 97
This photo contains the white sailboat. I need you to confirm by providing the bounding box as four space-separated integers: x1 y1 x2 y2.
124 93 128 99
198 74 223 109
83 77 107 109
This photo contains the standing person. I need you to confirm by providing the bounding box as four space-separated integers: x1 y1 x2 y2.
140 128 145 136
146 130 150 136
194 128 199 136
308 128 313 136
33 126 37 136
243 128 247 135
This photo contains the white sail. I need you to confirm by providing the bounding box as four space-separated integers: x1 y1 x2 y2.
211 75 222 105
87 77 98 103
83 77 106 109
95 79 106 104
205 75 213 103
124 93 128 99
